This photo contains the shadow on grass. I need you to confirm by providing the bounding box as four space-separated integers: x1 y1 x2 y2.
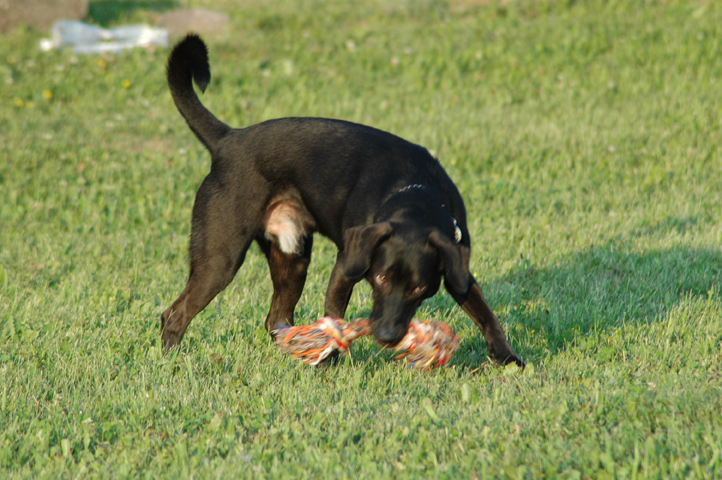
443 243 721 369
87 0 178 26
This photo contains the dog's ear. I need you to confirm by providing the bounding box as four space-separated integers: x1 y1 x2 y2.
343 222 393 280
428 229 471 296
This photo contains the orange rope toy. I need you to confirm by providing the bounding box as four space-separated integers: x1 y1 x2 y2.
273 317 460 370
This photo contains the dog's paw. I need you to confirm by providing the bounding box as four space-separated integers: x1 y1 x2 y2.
501 354 525 369
161 332 182 352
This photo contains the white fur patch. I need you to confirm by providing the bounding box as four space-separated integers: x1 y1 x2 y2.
264 203 304 255
452 217 462 243
277 225 301 254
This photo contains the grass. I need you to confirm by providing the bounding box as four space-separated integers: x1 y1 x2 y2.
1 0 721 478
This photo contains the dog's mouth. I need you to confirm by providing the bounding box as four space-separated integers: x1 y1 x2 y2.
370 321 410 348
374 336 403 349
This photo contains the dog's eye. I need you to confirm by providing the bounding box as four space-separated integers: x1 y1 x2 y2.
412 285 427 295
375 274 388 287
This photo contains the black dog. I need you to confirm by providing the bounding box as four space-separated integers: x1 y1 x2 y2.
160 34 523 367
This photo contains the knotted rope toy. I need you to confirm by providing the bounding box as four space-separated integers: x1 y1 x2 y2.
273 317 460 370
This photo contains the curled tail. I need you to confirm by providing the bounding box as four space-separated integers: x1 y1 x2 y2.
166 34 230 153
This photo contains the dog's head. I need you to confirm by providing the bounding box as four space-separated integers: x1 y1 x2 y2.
342 221 470 346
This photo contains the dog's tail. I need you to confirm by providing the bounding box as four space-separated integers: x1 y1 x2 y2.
166 34 230 153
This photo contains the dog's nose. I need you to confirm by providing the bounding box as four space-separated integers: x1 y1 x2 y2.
374 325 402 345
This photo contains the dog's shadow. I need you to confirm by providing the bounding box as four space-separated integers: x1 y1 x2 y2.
417 241 721 369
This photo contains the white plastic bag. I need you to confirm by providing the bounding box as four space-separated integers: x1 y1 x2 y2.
39 20 168 54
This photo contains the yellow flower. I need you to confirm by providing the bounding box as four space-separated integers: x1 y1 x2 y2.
122 80 131 88
97 58 107 68
43 90 53 99
13 98 24 107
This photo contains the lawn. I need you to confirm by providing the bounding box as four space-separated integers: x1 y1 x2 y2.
1 0 721 478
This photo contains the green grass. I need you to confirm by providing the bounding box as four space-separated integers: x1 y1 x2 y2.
1 0 721 478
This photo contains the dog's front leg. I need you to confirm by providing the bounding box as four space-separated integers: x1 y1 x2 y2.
324 252 357 318
448 276 524 367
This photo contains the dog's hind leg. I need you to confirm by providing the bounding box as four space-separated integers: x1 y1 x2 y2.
257 233 313 333
161 174 268 350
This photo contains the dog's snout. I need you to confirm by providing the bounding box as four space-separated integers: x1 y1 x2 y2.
375 325 402 345
370 295 415 346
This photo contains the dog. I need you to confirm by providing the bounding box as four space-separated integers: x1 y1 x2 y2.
160 34 523 367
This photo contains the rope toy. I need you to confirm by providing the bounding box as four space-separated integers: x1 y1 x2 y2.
273 317 460 370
